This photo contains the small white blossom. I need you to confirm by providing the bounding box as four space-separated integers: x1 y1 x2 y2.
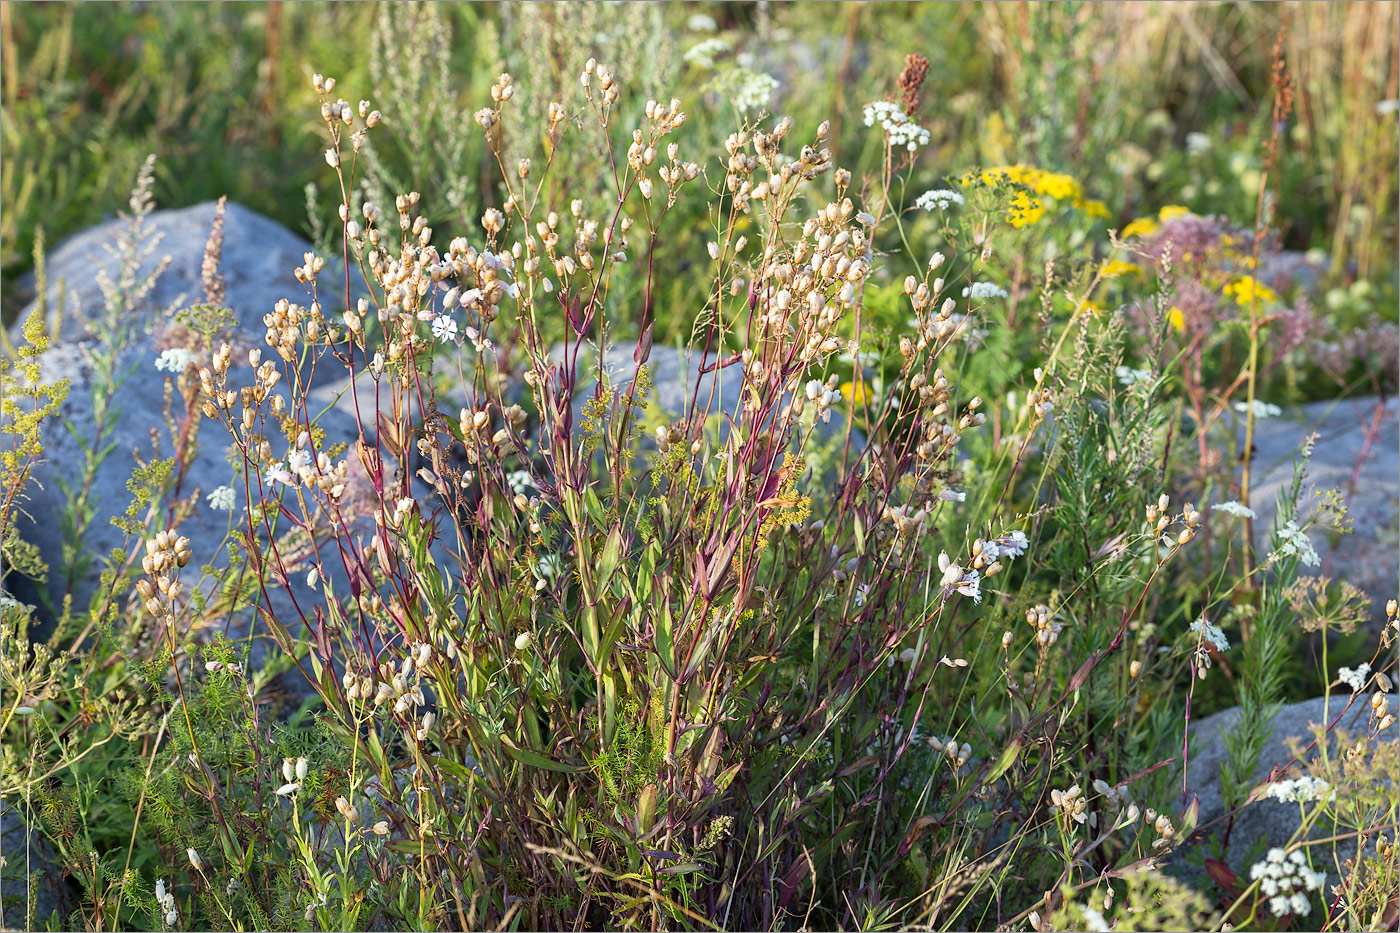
1213 500 1257 519
432 314 459 343
962 281 1009 301
155 348 195 373
862 100 930 152
1270 520 1320 567
1261 776 1334 804
683 37 731 68
1115 365 1153 386
1189 616 1230 653
1338 662 1371 693
206 485 236 511
914 188 965 211
1234 400 1283 419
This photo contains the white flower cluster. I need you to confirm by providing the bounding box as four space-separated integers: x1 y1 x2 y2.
683 37 731 68
915 188 965 211
862 100 930 152
1213 500 1258 519
1261 775 1334 804
1338 662 1371 693
1115 365 1153 386
962 281 1008 301
1234 399 1283 419
1248 847 1325 917
1270 520 1320 567
1189 615 1230 653
155 348 195 373
206 485 237 511
155 878 177 927
731 69 779 113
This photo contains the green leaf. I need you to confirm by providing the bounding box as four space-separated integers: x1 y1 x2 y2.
499 735 582 773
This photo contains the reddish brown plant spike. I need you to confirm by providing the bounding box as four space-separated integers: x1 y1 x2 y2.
897 53 930 118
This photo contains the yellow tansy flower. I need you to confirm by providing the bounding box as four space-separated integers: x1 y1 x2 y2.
1120 216 1160 239
1157 205 1194 222
1167 307 1186 331
1223 277 1280 307
1080 199 1112 220
1098 259 1141 278
840 380 872 406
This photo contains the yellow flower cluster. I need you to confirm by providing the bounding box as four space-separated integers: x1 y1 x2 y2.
966 165 1109 228
1120 204 1196 240
1222 276 1280 307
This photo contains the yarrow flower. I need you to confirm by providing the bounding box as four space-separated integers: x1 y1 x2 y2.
1247 848 1325 918
962 281 1009 301
432 314 459 343
1213 500 1258 519
1338 662 1371 692
155 348 195 373
1270 520 1320 567
683 37 731 68
862 100 931 152
206 485 236 511
915 188 965 211
1189 616 1230 653
1261 776 1334 804
1234 399 1283 419
729 69 779 113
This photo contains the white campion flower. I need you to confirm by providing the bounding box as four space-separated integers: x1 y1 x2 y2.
432 314 459 343
186 847 202 870
262 462 295 487
286 449 312 473
854 583 870 607
937 552 964 588
1213 500 1257 519
914 189 965 211
206 485 236 511
956 570 982 604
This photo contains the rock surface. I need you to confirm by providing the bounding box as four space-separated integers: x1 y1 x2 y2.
4 202 361 687
1243 395 1399 630
1184 693 1397 873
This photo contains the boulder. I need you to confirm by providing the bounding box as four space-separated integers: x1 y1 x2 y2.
4 202 364 695
1184 693 1397 874
1243 396 1399 632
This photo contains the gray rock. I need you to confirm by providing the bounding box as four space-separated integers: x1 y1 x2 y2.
1242 396 1399 630
1184 693 1397 873
17 201 332 353
6 202 365 699
0 805 64 931
1255 249 1330 295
